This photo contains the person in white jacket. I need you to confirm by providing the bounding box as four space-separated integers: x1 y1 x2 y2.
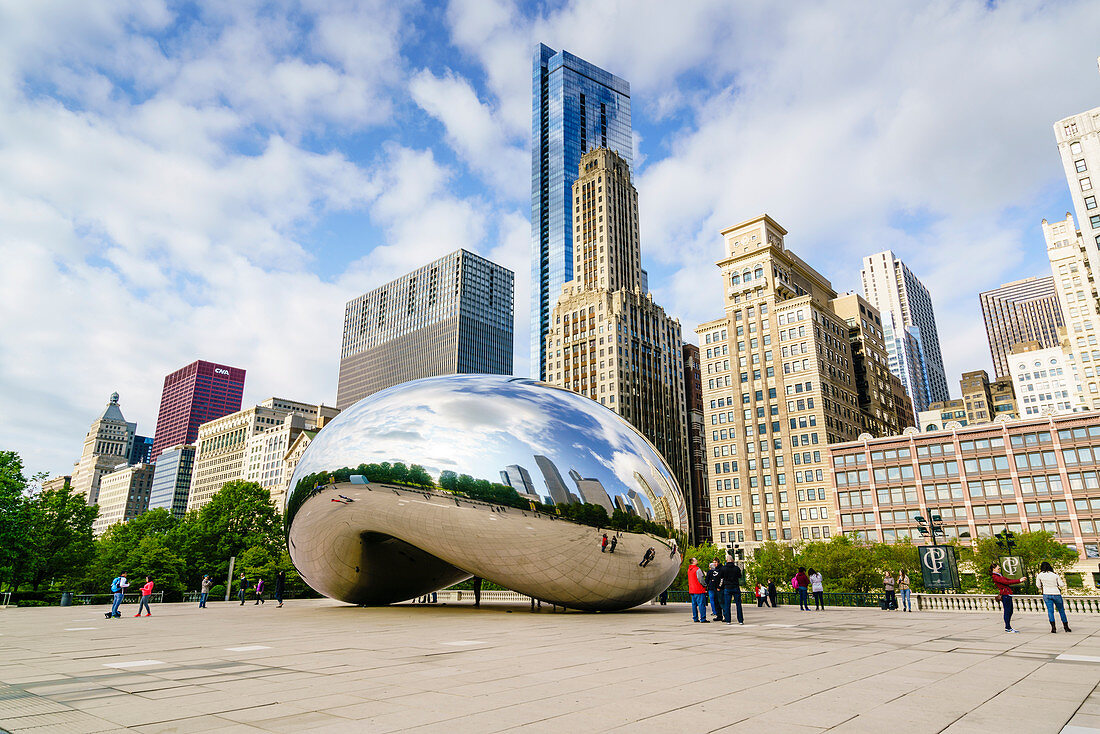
1036 561 1072 633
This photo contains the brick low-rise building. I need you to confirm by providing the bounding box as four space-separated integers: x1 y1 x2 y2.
829 412 1100 584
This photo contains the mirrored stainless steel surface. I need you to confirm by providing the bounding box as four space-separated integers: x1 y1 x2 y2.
285 375 686 610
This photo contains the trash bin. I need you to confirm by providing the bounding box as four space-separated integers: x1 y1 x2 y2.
60 592 72 606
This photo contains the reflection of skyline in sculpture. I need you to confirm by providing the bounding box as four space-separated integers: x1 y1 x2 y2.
568 469 614 515
534 454 570 505
500 464 540 502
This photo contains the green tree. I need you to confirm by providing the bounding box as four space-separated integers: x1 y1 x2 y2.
798 535 883 592
673 543 724 590
971 531 1078 594
745 540 797 585
84 508 180 592
0 451 32 591
128 536 187 599
23 482 97 590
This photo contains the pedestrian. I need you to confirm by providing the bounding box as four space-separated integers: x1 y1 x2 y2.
808 568 824 610
898 569 911 612
105 572 128 619
883 571 896 611
237 573 249 605
717 555 744 624
199 575 212 608
687 557 709 623
658 588 668 605
608 536 617 553
989 562 1024 633
705 560 721 620
134 577 154 617
472 576 482 608
795 567 810 611
254 577 265 605
275 570 286 608
767 579 777 608
601 533 608 552
639 547 656 567
1036 561 1071 634
755 582 766 607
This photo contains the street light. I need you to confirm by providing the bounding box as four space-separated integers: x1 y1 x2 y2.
995 528 1016 553
914 514 944 546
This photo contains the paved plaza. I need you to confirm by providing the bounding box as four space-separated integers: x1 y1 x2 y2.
2 599 1100 733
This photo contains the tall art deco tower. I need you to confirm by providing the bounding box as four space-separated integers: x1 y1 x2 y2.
543 148 689 500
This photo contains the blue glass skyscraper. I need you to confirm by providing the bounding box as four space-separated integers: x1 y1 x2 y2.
532 44 633 378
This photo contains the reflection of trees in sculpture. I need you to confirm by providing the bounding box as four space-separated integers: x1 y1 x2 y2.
288 462 671 539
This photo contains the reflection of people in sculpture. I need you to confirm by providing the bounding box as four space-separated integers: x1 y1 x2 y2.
639 547 655 567
601 533 608 552
472 576 482 608
608 536 617 553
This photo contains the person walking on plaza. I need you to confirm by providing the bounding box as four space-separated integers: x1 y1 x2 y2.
1037 562 1071 633
608 536 617 553
639 547 656 567
706 560 721 620
237 573 249 605
275 570 286 608
990 562 1024 633
105 572 128 619
199 575 212 608
254 577 265 605
601 533 608 552
898 569 912 612
883 571 896 611
808 568 824 610
687 557 709 623
718 555 744 624
755 582 767 607
767 579 777 608
472 576 483 608
134 577 154 617
795 567 810 611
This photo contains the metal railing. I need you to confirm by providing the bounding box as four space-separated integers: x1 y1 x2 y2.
72 592 164 605
659 590 887 607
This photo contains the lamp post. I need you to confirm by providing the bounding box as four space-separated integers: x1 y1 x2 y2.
914 514 944 546
995 528 1017 554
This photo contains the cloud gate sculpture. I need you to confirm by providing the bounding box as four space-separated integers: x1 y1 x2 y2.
284 375 687 611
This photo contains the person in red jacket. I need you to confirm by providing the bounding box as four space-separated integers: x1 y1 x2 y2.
134 577 154 617
990 563 1024 633
687 558 709 623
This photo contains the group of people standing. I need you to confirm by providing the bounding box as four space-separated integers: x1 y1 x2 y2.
881 570 911 612
103 573 155 618
991 561 1072 634
687 556 745 624
234 571 286 607
105 570 287 617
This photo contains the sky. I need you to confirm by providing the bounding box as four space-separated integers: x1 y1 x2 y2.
2 0 1100 479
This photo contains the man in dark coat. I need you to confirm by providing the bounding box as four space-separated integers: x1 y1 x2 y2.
717 555 744 624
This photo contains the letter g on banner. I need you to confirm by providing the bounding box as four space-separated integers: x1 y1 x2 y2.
922 546 947 573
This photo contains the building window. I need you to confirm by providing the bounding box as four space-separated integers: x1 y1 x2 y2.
1077 159 1089 173
1071 141 1083 154
1086 196 1097 210
1082 177 1093 192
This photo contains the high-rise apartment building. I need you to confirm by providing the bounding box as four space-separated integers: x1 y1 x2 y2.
336 249 513 409
70 392 136 505
979 276 1064 379
1054 65 1100 304
187 398 334 511
543 148 689 502
93 463 154 535
244 408 338 509
832 294 899 439
683 344 711 544
1009 341 1080 417
532 44 633 378
922 370 1018 429
150 360 246 463
860 251 949 414
697 215 864 551
1044 214 1100 408
149 444 195 518
889 373 916 431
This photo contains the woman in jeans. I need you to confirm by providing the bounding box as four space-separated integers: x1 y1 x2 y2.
795 567 811 611
990 563 1024 633
1036 561 1071 633
808 568 824 610
898 570 911 612
882 571 896 611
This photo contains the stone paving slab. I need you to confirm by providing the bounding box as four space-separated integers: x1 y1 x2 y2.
1 600 1100 732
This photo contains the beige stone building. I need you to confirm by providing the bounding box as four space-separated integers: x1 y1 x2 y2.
543 148 689 499
832 293 899 438
93 463 154 535
187 399 336 512
696 214 864 551
245 410 337 510
1044 214 1100 409
70 392 136 505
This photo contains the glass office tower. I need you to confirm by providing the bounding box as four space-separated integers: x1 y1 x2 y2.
149 444 195 518
532 43 633 379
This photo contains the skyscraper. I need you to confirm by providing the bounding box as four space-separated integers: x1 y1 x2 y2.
860 251 949 414
336 249 513 409
150 360 246 463
93 463 154 535
543 148 689 503
831 293 900 438
698 215 865 551
1043 214 1100 409
149 444 195 518
979 276 1064 379
682 344 711 544
532 43 633 379
70 392 136 505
